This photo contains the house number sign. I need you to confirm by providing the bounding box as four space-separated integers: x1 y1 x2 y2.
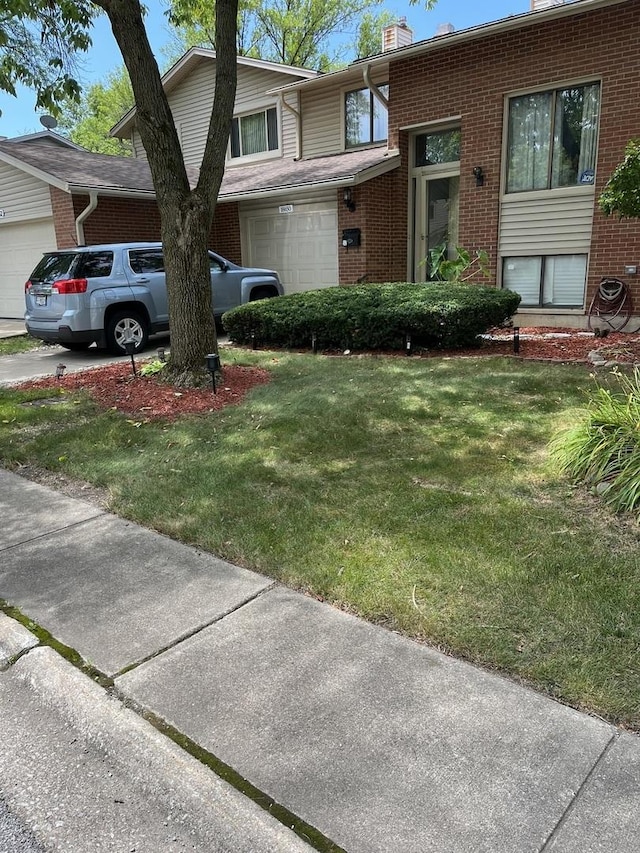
278 204 294 214
0 209 5 218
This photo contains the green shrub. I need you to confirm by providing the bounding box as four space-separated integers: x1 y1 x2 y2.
222 283 520 351
550 368 640 516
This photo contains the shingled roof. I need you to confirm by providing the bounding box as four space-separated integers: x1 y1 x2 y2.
0 136 398 201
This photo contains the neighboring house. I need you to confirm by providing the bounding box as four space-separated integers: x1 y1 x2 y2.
2 0 639 330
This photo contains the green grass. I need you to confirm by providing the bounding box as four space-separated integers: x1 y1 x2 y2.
1 351 639 728
0 334 46 355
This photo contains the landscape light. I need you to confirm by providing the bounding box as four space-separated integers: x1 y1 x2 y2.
123 340 137 376
205 353 221 394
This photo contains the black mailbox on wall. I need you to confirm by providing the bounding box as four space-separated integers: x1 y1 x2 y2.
341 228 361 248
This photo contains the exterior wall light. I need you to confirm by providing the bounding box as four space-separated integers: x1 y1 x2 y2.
343 187 356 212
472 166 484 187
205 352 221 394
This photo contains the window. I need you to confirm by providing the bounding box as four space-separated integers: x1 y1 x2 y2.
506 83 600 192
230 107 278 159
128 249 164 274
75 252 114 278
503 255 587 308
345 85 388 148
415 129 461 167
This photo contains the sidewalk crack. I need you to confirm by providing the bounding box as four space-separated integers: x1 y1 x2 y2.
538 731 620 851
112 582 277 678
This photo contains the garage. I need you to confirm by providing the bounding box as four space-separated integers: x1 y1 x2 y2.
241 197 338 294
0 217 56 319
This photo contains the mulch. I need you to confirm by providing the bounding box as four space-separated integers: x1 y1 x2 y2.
16 328 640 421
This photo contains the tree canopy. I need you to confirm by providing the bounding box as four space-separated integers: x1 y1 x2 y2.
0 0 92 115
57 66 134 155
170 0 399 70
599 140 640 220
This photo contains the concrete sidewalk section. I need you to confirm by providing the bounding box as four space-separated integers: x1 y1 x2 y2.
0 638 313 852
1 467 639 852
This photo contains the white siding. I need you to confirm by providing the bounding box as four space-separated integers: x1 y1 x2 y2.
160 59 307 167
131 130 147 160
301 87 342 158
499 190 595 255
0 163 53 223
301 70 389 159
169 61 216 167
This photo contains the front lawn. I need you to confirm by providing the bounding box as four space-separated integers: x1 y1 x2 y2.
0 350 638 728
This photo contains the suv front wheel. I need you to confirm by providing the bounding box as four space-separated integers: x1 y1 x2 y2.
106 311 149 355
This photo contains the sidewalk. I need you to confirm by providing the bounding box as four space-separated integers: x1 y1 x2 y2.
0 319 27 338
1 467 638 852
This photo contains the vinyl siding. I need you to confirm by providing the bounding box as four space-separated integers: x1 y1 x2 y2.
301 86 342 158
498 190 595 255
0 163 53 222
153 59 306 167
300 70 389 159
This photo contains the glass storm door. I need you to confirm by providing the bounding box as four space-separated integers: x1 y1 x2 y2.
414 172 460 281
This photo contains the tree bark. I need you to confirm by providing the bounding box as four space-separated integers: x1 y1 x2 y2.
94 0 238 376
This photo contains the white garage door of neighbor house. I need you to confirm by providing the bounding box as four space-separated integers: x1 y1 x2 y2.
243 202 338 294
0 218 57 318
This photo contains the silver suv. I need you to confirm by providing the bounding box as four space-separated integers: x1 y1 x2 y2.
24 242 283 354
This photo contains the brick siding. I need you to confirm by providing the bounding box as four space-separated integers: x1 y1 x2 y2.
386 1 640 314
51 190 241 262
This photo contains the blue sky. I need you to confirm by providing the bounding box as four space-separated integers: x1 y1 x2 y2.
0 0 530 139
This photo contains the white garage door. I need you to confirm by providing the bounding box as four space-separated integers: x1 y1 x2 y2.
0 218 57 318
242 200 338 294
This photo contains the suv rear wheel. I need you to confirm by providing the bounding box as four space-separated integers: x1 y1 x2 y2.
106 311 149 355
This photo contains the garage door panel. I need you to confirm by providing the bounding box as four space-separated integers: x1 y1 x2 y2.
243 201 338 294
0 218 56 318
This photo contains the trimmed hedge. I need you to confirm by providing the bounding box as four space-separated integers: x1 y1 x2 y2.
222 282 521 350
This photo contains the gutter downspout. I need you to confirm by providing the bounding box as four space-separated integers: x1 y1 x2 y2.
75 191 98 246
363 65 389 110
279 93 302 160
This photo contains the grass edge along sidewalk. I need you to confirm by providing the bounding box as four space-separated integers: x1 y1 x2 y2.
0 349 638 730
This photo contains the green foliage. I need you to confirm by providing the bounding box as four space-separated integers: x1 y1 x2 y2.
169 0 426 69
598 139 640 219
139 359 167 376
427 243 490 283
0 0 93 116
223 283 520 350
550 368 640 516
57 66 134 155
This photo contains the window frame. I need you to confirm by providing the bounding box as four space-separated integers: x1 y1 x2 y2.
229 105 280 161
504 79 601 195
344 84 389 149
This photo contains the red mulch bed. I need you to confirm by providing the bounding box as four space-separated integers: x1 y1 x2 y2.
17 329 640 420
19 362 271 422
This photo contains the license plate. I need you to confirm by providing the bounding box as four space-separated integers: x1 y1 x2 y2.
35 295 47 306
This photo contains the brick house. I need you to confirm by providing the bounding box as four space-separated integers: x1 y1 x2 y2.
1 0 639 330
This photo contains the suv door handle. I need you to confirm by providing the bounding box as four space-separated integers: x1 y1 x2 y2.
135 276 150 283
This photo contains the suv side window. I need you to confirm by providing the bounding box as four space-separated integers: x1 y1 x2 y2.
129 250 165 274
76 252 114 278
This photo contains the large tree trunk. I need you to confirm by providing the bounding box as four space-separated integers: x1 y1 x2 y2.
95 0 238 377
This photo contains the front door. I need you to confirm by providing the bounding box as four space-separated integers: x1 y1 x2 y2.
414 172 460 281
